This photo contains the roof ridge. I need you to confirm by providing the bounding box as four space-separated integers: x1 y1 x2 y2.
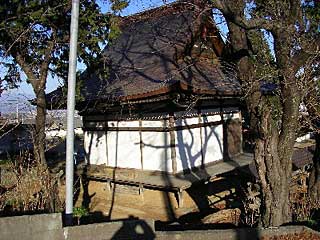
120 0 205 26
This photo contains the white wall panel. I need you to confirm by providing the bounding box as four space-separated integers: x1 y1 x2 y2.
175 117 202 171
175 116 199 126
142 120 164 128
107 121 140 127
84 112 230 172
141 131 172 172
201 124 223 165
84 131 107 165
223 112 240 120
106 131 141 169
202 115 221 123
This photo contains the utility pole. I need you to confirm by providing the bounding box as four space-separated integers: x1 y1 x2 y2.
16 103 19 123
7 100 19 123
65 0 80 226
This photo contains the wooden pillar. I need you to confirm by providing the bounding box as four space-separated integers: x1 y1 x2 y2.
105 121 109 166
198 113 205 168
221 110 229 160
139 119 144 170
177 188 184 208
139 183 144 201
169 116 177 174
239 111 243 154
105 179 112 191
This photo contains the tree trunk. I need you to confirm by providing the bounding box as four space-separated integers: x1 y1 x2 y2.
253 107 293 227
225 16 295 227
33 88 47 167
261 176 292 226
255 139 292 226
212 0 303 228
308 133 320 203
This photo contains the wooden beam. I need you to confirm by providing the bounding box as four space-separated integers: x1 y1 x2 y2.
169 115 177 174
84 120 223 132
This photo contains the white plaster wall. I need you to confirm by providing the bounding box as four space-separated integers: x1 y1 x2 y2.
106 130 141 169
203 114 222 122
141 131 172 172
200 114 224 165
107 120 141 168
142 120 163 127
175 117 202 172
107 120 140 127
84 131 107 165
201 124 223 165
223 112 240 120
84 111 240 171
175 128 202 172
175 116 199 126
174 115 224 172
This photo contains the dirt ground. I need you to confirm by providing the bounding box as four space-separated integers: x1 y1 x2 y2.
67 175 243 225
80 181 190 221
260 231 320 240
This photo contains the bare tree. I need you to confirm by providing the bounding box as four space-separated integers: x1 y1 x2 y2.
207 0 320 226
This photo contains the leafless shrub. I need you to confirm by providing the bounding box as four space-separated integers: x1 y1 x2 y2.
241 182 261 227
0 152 63 215
290 171 320 222
291 194 320 222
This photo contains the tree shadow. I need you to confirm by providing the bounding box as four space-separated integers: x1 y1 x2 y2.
84 124 120 220
74 212 156 240
160 120 177 222
81 166 96 210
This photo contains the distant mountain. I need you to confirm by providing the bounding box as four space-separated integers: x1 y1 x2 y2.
0 91 82 128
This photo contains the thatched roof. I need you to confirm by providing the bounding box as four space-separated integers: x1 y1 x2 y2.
47 1 240 111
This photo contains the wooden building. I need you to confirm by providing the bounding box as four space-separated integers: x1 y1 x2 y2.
47 1 251 197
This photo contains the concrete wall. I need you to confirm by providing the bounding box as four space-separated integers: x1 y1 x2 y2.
0 213 319 240
64 219 156 240
0 213 64 240
156 226 320 240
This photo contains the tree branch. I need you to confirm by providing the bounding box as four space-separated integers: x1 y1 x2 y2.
38 39 55 94
291 36 320 74
208 0 273 31
14 52 38 90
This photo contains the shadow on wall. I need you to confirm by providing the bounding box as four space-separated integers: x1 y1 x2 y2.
111 215 155 240
108 126 120 219
160 123 176 221
171 112 249 227
83 112 241 172
81 111 245 224
176 116 224 172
